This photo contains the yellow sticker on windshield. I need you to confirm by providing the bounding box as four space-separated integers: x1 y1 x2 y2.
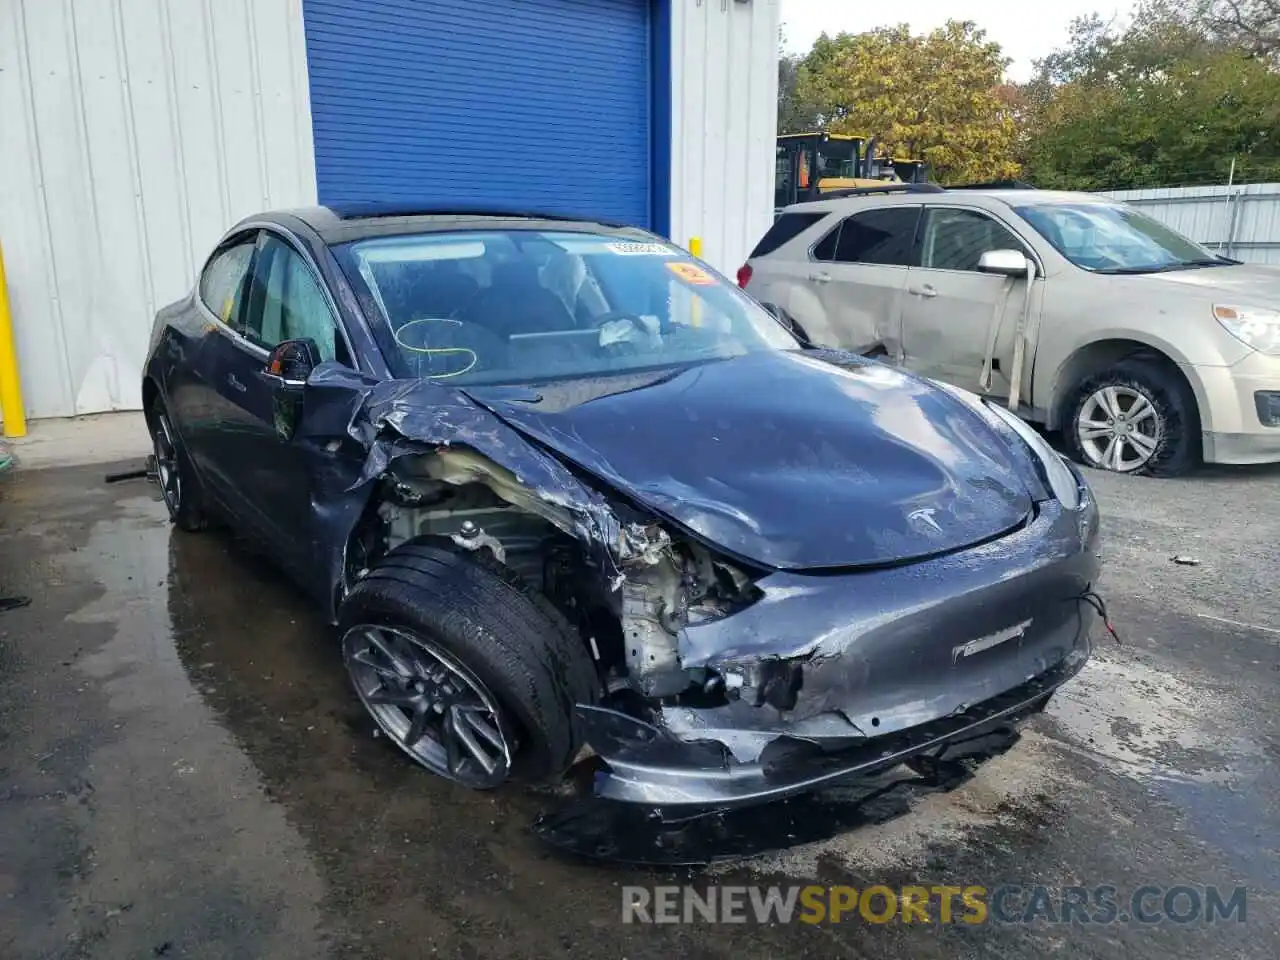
666 261 717 286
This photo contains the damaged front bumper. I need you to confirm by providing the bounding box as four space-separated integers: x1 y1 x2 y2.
577 651 1085 807
577 493 1101 809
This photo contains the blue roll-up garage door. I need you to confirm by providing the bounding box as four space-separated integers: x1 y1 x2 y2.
302 0 654 228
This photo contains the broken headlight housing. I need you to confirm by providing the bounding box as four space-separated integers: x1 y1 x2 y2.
984 401 1081 509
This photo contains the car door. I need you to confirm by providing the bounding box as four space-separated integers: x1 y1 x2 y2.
204 229 350 577
899 206 1038 397
167 232 259 504
803 206 919 355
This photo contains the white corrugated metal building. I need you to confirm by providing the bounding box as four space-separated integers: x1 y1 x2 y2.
0 0 780 420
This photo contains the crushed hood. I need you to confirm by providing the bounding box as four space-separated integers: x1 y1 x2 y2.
463 350 1034 570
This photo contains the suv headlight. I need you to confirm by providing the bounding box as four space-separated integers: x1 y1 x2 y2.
984 401 1082 509
1213 304 1280 356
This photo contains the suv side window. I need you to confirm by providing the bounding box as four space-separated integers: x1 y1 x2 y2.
919 208 1028 272
199 238 256 325
241 234 341 362
813 208 920 266
751 212 828 258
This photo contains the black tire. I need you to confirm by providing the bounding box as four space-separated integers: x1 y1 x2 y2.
338 542 600 785
145 397 209 531
1062 357 1201 477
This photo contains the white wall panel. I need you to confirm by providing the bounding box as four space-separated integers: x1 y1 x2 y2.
669 0 779 276
0 0 317 419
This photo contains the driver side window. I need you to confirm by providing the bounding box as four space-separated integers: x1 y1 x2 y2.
919 208 1028 272
241 234 342 363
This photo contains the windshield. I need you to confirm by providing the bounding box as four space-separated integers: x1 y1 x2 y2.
1013 201 1224 274
336 230 799 385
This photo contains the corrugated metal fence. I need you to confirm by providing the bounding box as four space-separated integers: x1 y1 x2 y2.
1099 183 1280 265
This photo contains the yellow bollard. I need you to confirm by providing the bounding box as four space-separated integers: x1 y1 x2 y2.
688 237 703 327
0 242 27 438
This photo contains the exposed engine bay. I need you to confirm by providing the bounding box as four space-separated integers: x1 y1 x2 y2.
362 449 766 709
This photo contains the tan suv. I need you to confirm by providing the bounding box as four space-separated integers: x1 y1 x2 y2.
739 184 1280 476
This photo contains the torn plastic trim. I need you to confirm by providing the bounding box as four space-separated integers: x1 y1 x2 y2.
575 651 1086 808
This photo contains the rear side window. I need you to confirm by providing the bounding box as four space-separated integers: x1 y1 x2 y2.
832 208 920 265
199 239 256 324
750 212 829 258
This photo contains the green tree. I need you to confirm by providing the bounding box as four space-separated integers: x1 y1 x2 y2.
777 34 818 134
790 21 1022 183
1021 5 1280 189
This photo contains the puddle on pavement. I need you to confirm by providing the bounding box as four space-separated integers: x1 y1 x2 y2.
1046 651 1278 888
59 495 329 959
1045 652 1261 782
45 480 1277 891
13 467 1277 960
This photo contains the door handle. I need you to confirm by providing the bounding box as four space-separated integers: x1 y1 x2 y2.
909 284 938 298
808 271 832 284
226 372 247 393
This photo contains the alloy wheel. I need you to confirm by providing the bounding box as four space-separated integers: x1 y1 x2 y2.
150 412 183 513
1075 385 1163 473
343 625 514 788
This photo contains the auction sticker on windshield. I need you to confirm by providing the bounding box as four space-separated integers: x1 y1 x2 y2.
607 242 676 256
666 262 718 286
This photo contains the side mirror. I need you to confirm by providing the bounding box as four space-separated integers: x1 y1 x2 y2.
263 339 320 440
978 249 1034 278
264 338 321 387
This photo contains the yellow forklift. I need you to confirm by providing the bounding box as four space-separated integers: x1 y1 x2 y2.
775 132 930 214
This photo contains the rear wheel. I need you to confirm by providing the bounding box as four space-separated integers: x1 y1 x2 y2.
1063 358 1200 477
146 398 208 531
339 542 599 788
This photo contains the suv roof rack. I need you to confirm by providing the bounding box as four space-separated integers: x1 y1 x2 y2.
946 180 1038 190
817 183 946 200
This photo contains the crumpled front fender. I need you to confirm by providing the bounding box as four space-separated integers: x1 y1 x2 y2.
296 364 636 619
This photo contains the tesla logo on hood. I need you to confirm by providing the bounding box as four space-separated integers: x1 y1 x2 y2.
907 508 943 533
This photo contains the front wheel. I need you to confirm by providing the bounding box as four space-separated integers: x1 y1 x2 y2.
1063 359 1200 477
338 543 600 788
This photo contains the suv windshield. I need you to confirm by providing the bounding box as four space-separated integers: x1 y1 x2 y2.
1013 201 1226 274
336 230 798 385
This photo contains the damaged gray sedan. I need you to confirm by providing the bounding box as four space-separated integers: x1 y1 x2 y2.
142 204 1104 809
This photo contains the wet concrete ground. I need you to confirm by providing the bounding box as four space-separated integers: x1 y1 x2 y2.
1 459 1277 959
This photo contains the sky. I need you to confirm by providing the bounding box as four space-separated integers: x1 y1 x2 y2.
779 0 1135 82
